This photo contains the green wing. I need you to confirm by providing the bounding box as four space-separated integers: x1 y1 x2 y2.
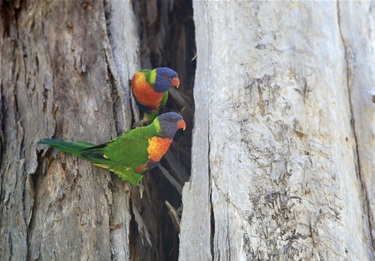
80 127 155 184
160 92 168 108
104 128 150 168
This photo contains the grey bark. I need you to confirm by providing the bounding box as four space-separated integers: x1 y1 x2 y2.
338 1 375 251
0 1 135 260
180 1 374 260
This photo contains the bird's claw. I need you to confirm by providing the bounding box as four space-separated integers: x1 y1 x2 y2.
137 182 144 198
133 118 148 128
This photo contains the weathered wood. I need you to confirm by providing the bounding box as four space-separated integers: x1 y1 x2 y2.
338 1 375 250
179 1 374 260
178 1 212 260
0 0 134 260
29 1 115 260
105 0 140 259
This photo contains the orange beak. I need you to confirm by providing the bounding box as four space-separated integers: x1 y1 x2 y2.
172 77 180 88
177 119 186 130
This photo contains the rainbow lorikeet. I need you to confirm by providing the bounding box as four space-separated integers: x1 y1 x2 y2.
132 67 180 126
38 112 186 185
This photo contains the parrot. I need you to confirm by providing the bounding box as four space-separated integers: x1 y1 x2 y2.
132 67 180 126
38 112 186 185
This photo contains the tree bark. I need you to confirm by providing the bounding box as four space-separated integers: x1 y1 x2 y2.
338 1 375 251
0 1 134 260
179 1 374 260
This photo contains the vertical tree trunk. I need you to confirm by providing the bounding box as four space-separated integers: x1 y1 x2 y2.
180 1 374 260
0 1 134 260
338 1 375 250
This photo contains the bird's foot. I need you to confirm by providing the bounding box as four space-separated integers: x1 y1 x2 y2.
137 182 144 198
165 201 181 233
133 118 148 128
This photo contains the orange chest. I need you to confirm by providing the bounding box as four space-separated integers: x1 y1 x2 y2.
147 137 172 162
132 73 164 109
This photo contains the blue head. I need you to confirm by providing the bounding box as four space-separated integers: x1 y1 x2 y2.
154 67 180 92
157 112 186 138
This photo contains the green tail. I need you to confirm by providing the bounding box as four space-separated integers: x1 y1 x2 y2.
38 138 144 185
38 139 95 158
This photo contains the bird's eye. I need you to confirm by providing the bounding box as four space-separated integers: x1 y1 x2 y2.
163 74 169 79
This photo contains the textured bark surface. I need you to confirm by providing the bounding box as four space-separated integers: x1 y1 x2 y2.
0 1 123 260
0 0 194 260
337 1 375 249
180 1 374 260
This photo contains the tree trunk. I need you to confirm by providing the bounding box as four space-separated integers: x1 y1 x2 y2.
0 0 195 260
0 1 129 260
179 1 374 260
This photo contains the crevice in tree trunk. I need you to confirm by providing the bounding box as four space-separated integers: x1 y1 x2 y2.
129 0 196 260
104 53 123 137
205 66 214 258
209 134 215 259
0 79 5 166
336 1 374 247
26 162 40 260
103 0 195 259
